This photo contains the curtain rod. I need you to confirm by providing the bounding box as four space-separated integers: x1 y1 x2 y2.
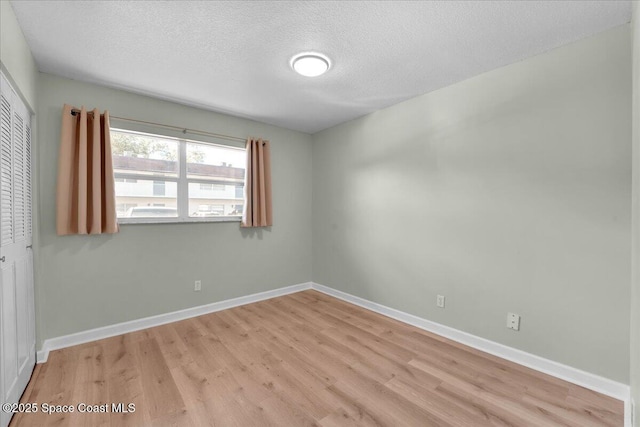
70 108 246 143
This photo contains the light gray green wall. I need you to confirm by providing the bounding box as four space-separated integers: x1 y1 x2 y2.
631 2 639 424
312 25 632 383
0 1 38 111
36 73 313 347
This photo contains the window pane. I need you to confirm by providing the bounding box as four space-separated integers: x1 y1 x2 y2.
188 182 244 217
115 179 178 218
186 142 245 182
111 129 178 177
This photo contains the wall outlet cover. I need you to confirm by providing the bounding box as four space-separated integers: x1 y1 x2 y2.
507 312 520 331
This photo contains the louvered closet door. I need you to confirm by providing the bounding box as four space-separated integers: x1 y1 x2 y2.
0 73 35 427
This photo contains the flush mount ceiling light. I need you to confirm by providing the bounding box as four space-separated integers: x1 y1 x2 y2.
291 53 330 77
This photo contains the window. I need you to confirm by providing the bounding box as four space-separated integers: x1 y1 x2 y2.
111 128 246 223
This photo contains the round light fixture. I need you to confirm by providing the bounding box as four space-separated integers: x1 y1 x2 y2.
291 53 330 77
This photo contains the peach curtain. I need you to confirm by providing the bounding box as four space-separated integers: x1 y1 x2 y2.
241 138 272 227
56 104 119 235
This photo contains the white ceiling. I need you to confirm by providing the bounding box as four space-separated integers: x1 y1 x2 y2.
10 1 632 134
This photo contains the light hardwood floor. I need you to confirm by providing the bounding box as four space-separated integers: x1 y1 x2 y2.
10 290 623 426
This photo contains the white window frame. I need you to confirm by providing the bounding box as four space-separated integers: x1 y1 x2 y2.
112 127 245 225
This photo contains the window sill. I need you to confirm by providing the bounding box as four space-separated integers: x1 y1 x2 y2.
117 216 242 225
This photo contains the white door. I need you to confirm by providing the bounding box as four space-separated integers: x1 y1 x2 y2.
0 73 35 427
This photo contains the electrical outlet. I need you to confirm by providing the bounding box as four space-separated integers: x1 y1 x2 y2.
436 295 445 308
194 280 201 292
507 312 520 331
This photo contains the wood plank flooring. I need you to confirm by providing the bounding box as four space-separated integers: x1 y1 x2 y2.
10 290 623 426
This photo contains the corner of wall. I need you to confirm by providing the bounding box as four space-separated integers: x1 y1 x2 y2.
631 2 640 425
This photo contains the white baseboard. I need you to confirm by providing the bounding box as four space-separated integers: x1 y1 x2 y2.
36 282 312 364
310 282 632 427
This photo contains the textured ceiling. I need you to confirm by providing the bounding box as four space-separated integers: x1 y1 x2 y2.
10 1 632 134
